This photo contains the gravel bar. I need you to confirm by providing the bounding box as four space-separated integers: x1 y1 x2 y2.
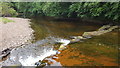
0 17 34 52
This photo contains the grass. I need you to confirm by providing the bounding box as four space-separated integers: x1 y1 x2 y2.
0 17 14 24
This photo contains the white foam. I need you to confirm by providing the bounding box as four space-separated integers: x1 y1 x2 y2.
19 49 57 66
56 39 70 46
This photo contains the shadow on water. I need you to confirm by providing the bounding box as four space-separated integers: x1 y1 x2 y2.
1 16 118 67
30 16 101 40
29 16 119 66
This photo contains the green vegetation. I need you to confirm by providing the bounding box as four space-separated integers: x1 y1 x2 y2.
12 2 119 22
0 2 18 17
0 17 14 24
1 2 119 22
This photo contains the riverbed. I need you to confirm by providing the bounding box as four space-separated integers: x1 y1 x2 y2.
30 17 119 66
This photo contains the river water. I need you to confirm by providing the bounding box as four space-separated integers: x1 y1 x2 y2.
30 17 119 66
1 17 119 67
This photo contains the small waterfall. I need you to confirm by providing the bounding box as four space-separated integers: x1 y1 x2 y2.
19 49 57 66
1 37 70 67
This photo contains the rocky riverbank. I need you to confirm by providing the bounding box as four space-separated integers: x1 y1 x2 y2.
0 17 34 52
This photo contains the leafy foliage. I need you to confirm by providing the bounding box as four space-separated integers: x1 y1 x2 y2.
68 2 120 22
0 2 18 17
2 2 120 22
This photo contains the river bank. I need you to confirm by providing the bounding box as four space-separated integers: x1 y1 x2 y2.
0 17 34 52
0 17 119 67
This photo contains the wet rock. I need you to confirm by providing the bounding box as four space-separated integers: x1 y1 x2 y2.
1 48 11 54
69 36 86 43
35 60 48 67
35 62 41 66
69 36 78 39
70 36 86 39
70 39 80 43
56 51 61 54
58 45 66 50
40 63 47 67
0 47 13 61
83 35 92 39
82 25 118 37
77 36 86 39
98 25 111 31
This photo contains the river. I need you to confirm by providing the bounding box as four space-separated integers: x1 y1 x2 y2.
1 17 119 67
30 17 119 66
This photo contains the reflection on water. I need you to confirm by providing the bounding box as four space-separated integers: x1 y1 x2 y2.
1 17 118 67
30 17 118 66
56 31 118 66
31 17 101 40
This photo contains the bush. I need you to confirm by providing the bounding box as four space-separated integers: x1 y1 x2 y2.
0 2 18 17
12 2 120 22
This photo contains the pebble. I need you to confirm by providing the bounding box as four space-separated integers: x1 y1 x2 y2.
98 43 101 45
0 17 34 52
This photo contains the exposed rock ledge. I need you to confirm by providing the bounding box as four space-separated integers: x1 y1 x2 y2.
69 25 119 43
82 25 118 37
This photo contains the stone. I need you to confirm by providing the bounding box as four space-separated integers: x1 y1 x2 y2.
35 62 41 66
77 36 86 39
98 25 111 31
70 39 80 43
82 25 118 37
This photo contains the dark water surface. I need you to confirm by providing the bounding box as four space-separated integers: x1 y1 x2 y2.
31 17 101 40
0 17 118 67
30 17 119 66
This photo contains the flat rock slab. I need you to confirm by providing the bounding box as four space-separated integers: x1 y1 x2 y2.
82 25 118 37
0 17 34 52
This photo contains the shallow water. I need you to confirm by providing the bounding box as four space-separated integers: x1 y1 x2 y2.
56 31 119 66
1 17 118 67
30 17 118 66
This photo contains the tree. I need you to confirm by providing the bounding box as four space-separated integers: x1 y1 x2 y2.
11 2 120 22
0 2 18 17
